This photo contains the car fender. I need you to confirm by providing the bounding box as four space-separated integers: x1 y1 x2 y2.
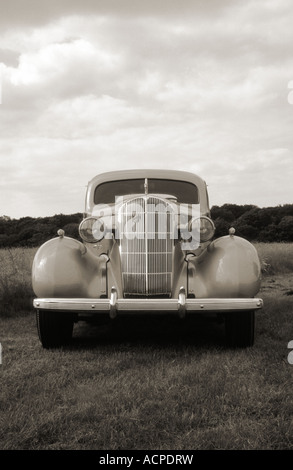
188 235 261 298
32 236 107 298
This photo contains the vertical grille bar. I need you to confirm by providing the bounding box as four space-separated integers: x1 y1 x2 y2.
120 196 173 297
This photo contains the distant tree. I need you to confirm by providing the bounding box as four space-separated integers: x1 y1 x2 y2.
277 216 293 241
213 218 231 238
62 223 80 239
258 224 279 242
0 233 9 244
211 206 234 223
0 212 83 247
233 223 258 241
210 204 293 242
212 204 257 220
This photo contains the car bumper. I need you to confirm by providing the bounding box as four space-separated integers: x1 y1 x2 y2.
33 288 263 319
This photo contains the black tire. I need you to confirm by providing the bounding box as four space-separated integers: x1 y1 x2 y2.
36 310 74 349
225 310 255 348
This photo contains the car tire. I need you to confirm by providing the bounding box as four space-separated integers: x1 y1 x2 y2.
36 310 74 349
225 310 255 348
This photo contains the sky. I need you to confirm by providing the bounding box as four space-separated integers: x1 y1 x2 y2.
1 0 293 219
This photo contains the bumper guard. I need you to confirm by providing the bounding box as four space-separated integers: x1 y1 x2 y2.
33 287 263 319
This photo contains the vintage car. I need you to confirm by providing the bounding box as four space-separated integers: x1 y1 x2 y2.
32 169 263 348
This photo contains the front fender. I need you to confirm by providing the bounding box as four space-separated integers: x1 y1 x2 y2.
32 236 107 298
188 235 261 298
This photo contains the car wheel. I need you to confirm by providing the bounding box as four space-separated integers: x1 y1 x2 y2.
225 310 255 348
36 310 74 349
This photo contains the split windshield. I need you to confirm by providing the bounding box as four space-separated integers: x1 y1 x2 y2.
94 179 199 204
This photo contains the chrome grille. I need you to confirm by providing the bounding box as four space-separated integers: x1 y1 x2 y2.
119 196 174 296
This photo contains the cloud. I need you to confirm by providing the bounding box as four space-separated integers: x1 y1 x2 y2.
0 0 293 218
4 37 119 100
0 0 237 28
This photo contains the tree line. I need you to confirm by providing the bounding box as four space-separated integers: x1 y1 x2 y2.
210 203 293 242
0 203 293 248
0 213 83 248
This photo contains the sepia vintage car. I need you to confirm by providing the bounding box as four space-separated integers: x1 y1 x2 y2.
32 169 263 348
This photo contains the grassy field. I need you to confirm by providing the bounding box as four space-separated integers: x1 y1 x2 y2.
0 243 293 450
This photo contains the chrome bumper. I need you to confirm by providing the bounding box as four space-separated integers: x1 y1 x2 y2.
33 287 263 319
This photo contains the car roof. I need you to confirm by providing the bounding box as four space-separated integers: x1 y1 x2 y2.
85 169 210 215
88 169 206 187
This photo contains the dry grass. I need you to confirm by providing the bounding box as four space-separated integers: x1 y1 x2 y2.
1 303 293 450
0 247 36 316
254 242 293 275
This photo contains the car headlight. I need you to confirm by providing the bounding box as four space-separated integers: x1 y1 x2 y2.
79 217 106 243
188 216 215 243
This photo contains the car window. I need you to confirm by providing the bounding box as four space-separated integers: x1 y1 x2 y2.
94 179 199 204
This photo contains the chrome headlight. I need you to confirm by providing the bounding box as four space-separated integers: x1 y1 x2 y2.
79 217 106 243
188 216 215 243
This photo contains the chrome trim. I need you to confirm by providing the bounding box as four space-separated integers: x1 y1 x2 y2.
33 296 263 314
119 195 174 296
110 286 117 319
178 286 186 318
187 216 215 243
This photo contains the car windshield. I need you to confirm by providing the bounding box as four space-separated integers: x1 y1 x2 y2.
94 179 199 204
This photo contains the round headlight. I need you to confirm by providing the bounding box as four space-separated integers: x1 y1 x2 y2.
189 216 215 243
79 217 105 243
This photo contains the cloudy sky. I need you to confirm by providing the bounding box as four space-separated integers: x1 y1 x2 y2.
1 0 293 219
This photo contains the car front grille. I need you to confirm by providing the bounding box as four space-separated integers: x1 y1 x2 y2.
119 196 174 297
